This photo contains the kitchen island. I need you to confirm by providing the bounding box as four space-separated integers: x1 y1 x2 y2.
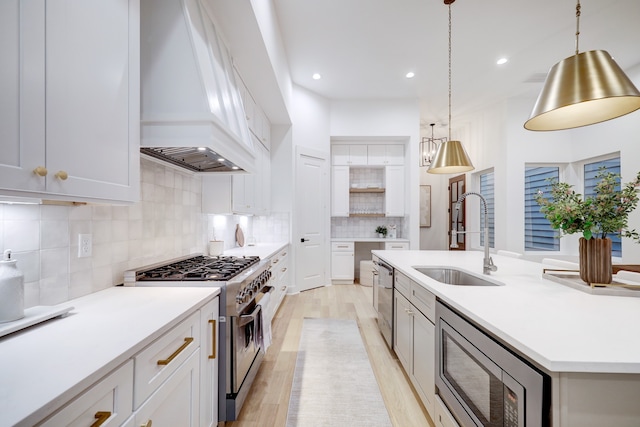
373 250 640 427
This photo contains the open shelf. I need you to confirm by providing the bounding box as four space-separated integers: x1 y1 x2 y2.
349 213 385 217
350 188 385 193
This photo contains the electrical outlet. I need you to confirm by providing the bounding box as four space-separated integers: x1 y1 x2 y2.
78 234 92 258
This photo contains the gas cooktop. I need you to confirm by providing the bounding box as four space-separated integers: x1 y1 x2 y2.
133 255 260 282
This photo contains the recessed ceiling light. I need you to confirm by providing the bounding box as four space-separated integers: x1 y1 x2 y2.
496 57 508 65
406 72 415 79
312 73 321 80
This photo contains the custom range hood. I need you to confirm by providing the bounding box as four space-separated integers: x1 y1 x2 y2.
140 0 255 173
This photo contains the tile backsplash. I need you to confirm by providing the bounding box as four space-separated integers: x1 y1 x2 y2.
331 216 406 238
0 158 207 308
205 212 290 253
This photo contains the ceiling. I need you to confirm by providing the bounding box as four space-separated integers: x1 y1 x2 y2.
272 0 640 132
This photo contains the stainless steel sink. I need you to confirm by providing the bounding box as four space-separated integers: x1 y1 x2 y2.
414 267 502 286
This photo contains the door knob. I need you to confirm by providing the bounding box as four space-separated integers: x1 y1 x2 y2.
300 238 309 242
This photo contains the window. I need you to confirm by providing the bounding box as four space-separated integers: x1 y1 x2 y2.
479 171 494 248
584 157 622 257
525 167 560 251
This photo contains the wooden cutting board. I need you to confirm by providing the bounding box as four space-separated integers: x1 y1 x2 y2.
235 224 245 247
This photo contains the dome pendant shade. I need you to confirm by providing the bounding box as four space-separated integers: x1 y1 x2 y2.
427 140 474 174
525 50 640 131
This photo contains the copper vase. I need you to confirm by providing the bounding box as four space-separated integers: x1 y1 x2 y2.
579 237 612 284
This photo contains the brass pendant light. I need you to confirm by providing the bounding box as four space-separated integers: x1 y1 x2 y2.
428 0 474 174
524 1 640 131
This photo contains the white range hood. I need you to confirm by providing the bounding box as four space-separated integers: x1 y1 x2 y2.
140 0 255 173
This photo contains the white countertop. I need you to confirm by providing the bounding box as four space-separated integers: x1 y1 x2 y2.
0 286 220 427
223 242 288 259
331 237 409 242
372 250 640 374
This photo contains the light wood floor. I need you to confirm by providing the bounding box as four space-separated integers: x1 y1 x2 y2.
227 284 434 427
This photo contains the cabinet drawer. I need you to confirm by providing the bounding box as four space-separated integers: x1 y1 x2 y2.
394 270 410 298
331 241 354 251
410 281 436 322
384 242 408 250
39 360 133 427
134 311 200 408
435 395 460 427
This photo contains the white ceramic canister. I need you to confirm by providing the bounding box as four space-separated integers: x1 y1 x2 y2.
0 249 25 323
209 241 224 256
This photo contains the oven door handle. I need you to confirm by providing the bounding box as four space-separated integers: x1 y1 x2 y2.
238 304 262 327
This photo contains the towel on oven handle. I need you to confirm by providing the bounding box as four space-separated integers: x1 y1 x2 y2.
256 290 272 352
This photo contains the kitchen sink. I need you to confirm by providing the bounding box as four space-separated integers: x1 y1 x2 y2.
414 267 502 286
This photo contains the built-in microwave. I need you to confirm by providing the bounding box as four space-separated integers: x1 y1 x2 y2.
435 301 550 427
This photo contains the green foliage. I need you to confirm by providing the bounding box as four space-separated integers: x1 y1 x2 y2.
534 168 640 241
375 226 388 236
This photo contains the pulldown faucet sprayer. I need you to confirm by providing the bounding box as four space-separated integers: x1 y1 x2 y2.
451 192 497 275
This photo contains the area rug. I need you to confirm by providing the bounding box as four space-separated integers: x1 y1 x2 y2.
286 318 392 427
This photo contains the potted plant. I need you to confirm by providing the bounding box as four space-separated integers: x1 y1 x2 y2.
534 168 640 284
375 226 388 238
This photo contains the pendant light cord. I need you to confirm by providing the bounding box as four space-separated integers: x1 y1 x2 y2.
448 2 452 142
575 0 581 55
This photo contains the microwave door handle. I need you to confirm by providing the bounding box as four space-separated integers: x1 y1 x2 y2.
238 304 262 327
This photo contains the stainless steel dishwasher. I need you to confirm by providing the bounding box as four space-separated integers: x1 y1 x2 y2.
375 259 394 349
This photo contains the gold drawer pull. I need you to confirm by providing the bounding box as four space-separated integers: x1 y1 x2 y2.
208 319 217 359
281 267 287 273
33 166 48 177
157 337 194 365
91 411 111 427
141 421 152 427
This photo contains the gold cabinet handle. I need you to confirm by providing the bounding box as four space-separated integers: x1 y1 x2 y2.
281 267 287 273
140 421 152 427
208 319 217 359
273 258 279 264
281 286 286 291
55 170 68 180
91 411 111 427
157 337 194 365
33 166 48 177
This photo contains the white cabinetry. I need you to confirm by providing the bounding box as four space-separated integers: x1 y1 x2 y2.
39 360 134 427
367 145 404 165
202 142 271 215
331 166 350 217
434 395 461 427
270 246 290 318
385 242 409 250
332 145 367 165
394 271 436 418
331 241 355 284
385 166 405 217
0 0 139 203
200 298 219 427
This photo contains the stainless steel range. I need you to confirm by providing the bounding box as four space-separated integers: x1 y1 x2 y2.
124 254 273 423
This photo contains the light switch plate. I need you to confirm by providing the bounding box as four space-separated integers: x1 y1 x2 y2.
78 234 92 258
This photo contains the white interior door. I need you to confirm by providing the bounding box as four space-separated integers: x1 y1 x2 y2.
295 147 328 293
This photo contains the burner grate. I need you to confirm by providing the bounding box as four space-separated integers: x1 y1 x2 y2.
136 255 260 282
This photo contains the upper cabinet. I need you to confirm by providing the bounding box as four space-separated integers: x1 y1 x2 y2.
368 145 404 166
332 145 368 166
332 144 404 166
235 69 271 151
0 0 140 203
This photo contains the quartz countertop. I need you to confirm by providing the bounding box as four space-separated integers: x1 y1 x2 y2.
223 242 288 260
0 286 220 427
331 237 409 242
372 250 640 374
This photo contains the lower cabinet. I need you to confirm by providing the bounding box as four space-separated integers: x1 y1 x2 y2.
39 296 219 427
38 360 134 427
394 271 436 419
200 298 219 427
126 350 201 427
270 245 290 318
434 395 461 427
331 241 354 284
